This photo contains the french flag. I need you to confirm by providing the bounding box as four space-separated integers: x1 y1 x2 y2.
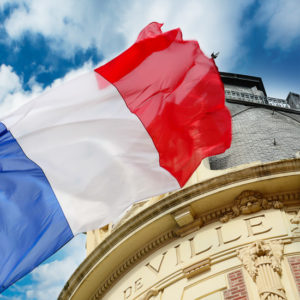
0 23 231 292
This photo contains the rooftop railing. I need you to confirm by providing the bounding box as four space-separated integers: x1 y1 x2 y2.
224 88 297 111
225 89 266 104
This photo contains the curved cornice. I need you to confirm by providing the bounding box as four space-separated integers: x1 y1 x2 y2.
59 158 300 300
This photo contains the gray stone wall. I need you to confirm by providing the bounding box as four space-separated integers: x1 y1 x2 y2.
210 106 300 170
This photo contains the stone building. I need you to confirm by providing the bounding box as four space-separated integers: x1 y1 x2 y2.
59 72 300 300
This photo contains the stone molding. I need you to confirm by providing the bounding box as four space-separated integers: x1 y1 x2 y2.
175 190 298 237
140 289 161 300
183 258 211 279
91 231 176 300
90 190 297 299
112 158 300 234
58 159 300 300
219 190 284 223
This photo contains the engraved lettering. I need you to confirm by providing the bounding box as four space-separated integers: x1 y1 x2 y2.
123 286 132 299
174 244 183 265
146 252 167 274
215 225 241 246
244 214 272 237
135 278 143 292
189 237 212 258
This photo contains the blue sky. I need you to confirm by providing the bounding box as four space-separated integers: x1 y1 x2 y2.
0 0 299 299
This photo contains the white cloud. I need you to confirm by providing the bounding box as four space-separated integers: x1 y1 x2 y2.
0 0 11 9
255 0 300 49
0 64 22 101
0 0 261 113
3 0 125 58
26 258 77 300
25 235 86 300
49 60 94 88
0 65 41 118
119 0 255 71
2 0 255 70
0 64 44 118
0 87 41 119
0 61 93 118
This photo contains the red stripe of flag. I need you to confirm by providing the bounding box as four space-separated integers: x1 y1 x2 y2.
95 22 231 186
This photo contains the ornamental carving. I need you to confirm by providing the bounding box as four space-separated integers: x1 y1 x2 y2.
290 209 300 225
220 190 283 223
237 240 286 300
290 209 300 236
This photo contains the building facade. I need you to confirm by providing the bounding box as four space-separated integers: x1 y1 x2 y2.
59 73 300 300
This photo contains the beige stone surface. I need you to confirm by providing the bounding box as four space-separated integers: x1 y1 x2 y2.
59 159 300 300
103 210 294 300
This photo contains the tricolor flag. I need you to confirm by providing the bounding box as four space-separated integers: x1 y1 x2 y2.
0 23 231 292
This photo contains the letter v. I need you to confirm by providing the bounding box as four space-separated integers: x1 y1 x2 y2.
146 252 167 275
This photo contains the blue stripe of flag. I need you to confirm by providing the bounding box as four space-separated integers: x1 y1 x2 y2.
0 122 73 293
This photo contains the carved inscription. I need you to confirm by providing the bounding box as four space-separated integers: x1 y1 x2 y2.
145 252 167 275
189 237 212 258
244 215 272 236
123 278 143 299
174 244 183 265
122 213 277 299
215 225 241 246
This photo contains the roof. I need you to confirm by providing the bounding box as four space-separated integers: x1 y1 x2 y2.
210 102 300 170
220 72 267 96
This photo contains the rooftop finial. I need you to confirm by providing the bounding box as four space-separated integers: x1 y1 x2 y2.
211 52 219 59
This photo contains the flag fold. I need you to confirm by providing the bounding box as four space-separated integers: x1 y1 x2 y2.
0 22 231 293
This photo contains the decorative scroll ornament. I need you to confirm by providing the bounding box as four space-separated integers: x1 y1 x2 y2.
220 190 283 223
237 240 286 300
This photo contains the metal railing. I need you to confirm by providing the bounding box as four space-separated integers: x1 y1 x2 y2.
267 97 291 109
224 89 292 109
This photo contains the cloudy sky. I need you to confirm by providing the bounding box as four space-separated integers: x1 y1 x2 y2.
0 0 299 299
